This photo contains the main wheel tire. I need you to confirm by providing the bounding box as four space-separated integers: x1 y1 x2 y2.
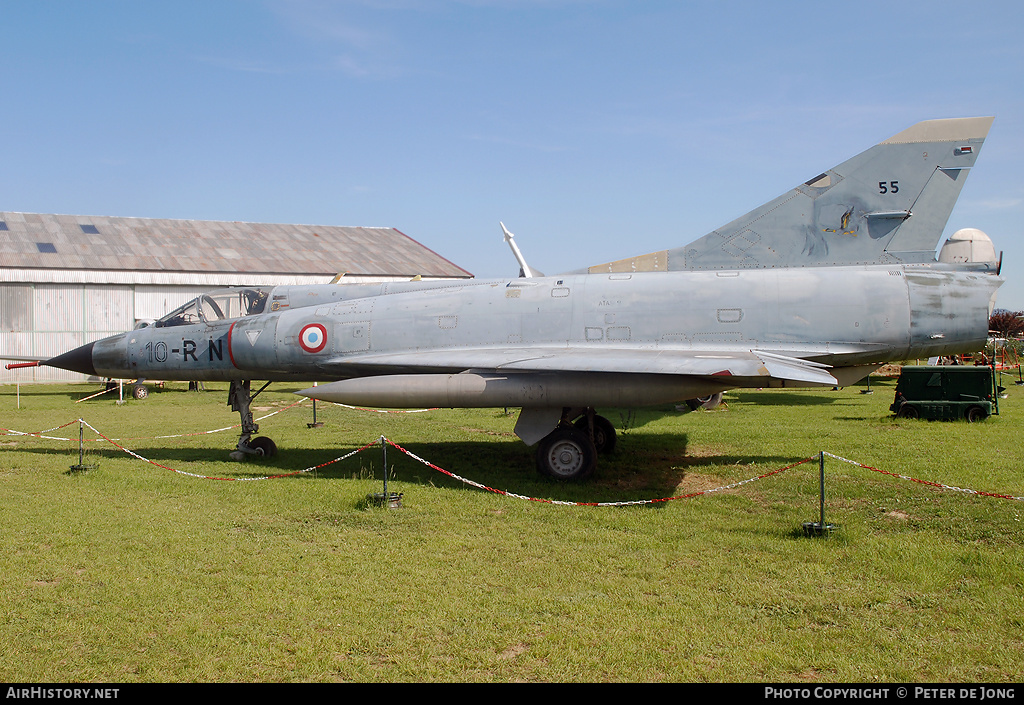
132 385 149 400
965 406 987 423
536 428 597 481
248 436 278 458
896 404 919 419
573 415 617 454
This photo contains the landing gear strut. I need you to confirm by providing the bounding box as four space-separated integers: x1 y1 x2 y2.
685 392 724 411
228 380 278 460
574 410 617 454
535 407 616 481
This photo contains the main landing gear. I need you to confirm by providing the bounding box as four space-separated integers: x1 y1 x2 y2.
685 392 724 411
228 380 278 460
535 408 616 481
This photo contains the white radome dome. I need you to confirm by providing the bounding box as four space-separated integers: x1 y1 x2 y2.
938 228 998 265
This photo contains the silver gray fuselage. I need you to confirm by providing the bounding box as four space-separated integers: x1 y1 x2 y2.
87 263 999 402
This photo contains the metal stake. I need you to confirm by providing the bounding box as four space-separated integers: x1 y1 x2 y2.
69 419 97 473
819 451 825 526
307 382 324 427
803 451 836 536
366 436 402 508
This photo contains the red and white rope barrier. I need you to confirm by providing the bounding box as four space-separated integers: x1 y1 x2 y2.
1 399 308 442
78 418 379 482
385 438 817 506
5 415 1023 504
822 451 1024 501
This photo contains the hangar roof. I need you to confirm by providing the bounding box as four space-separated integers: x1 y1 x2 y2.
0 212 472 279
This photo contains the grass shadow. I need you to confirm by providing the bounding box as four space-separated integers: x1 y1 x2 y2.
727 391 845 406
18 427 820 505
325 434 815 506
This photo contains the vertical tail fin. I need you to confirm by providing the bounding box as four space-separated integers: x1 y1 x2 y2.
587 117 994 273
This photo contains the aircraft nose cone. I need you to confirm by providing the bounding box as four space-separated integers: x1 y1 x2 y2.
44 341 97 377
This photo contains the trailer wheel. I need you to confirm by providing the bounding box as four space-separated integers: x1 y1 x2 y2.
896 404 918 419
965 406 988 423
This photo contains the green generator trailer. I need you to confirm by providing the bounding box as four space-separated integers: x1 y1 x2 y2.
889 365 1000 422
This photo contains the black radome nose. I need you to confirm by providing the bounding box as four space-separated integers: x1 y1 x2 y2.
44 341 97 377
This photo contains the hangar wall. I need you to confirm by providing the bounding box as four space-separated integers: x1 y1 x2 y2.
2 282 214 382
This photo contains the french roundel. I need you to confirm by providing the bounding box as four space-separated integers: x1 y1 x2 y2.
298 323 328 353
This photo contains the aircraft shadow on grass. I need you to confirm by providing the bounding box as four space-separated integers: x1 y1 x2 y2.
724 390 850 407
26 433 814 506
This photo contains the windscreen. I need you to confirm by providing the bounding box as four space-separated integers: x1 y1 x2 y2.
154 288 271 327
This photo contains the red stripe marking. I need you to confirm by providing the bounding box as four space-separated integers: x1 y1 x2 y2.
227 322 239 368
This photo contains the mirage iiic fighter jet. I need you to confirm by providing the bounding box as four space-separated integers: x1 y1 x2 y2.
43 117 1003 480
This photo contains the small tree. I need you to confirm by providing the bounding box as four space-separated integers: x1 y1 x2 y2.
989 309 1024 338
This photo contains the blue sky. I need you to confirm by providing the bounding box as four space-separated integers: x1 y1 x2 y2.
3 1 1023 306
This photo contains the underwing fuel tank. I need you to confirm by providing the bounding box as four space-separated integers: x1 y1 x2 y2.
300 372 731 409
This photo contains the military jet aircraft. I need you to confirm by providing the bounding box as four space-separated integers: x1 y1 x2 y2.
42 117 1003 480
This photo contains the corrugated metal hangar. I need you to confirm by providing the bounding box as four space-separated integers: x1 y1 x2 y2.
1 212 473 382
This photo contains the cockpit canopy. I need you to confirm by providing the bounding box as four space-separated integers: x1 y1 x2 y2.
154 287 271 328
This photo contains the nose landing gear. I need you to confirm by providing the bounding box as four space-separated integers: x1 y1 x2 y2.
228 380 278 460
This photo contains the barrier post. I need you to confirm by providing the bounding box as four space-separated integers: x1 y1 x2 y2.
68 419 97 473
307 382 324 428
366 436 402 508
803 451 836 536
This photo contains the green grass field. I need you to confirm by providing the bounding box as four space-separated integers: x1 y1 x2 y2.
1 374 1022 682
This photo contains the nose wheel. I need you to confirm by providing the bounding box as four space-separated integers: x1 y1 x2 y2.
228 380 278 460
246 435 278 458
